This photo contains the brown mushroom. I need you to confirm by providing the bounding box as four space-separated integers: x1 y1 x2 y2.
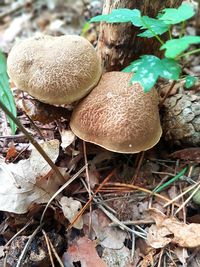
7 34 102 105
70 72 162 153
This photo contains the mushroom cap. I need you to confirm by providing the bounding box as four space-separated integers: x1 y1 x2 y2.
7 35 102 105
70 72 162 153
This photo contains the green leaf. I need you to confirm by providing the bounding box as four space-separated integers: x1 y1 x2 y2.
159 58 181 80
158 3 195 25
160 36 200 58
123 59 143 73
184 75 198 89
91 8 169 38
81 22 90 36
138 16 169 38
122 55 181 92
90 8 141 24
129 55 160 92
0 51 17 134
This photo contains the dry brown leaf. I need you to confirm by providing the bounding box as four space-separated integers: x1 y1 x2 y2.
64 236 107 267
83 209 127 249
171 148 200 163
5 142 17 161
148 208 200 248
59 196 83 229
147 224 172 248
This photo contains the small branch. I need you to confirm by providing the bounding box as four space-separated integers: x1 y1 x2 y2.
159 80 177 106
42 230 55 267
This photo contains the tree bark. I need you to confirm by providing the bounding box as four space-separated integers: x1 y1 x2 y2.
98 0 183 72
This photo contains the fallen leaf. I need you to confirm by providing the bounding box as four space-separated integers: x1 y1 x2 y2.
5 142 17 161
147 224 172 248
83 209 127 249
0 140 64 214
64 236 107 267
29 139 60 179
59 196 83 229
36 167 68 195
171 148 200 163
60 129 75 150
0 160 51 214
148 208 200 248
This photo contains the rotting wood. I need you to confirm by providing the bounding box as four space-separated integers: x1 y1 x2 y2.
98 0 183 72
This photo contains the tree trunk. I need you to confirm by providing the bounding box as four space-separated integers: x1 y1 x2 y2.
98 0 183 72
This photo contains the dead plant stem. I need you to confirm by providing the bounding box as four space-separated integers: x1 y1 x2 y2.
0 100 66 185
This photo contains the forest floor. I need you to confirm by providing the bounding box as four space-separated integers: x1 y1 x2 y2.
0 1 200 267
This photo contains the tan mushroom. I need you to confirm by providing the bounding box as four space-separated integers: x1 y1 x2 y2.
7 34 102 105
70 72 162 153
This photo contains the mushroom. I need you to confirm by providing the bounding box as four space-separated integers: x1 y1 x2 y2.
7 34 102 105
70 72 162 153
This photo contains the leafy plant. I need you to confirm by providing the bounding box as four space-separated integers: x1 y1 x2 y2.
0 51 16 133
91 3 199 92
184 75 198 89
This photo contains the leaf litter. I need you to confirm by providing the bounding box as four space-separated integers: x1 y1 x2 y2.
148 208 200 248
0 139 69 213
0 0 200 266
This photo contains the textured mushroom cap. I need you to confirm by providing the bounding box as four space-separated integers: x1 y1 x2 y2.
7 35 102 105
70 72 162 153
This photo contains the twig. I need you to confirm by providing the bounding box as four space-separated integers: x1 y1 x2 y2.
42 230 55 267
48 236 64 267
4 220 32 249
109 219 154 226
11 144 30 163
102 182 180 206
179 185 186 223
159 80 177 106
98 204 146 239
0 133 26 139
83 141 92 236
164 181 200 207
175 183 200 215
25 113 45 140
132 151 145 183
157 249 164 267
131 226 135 260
